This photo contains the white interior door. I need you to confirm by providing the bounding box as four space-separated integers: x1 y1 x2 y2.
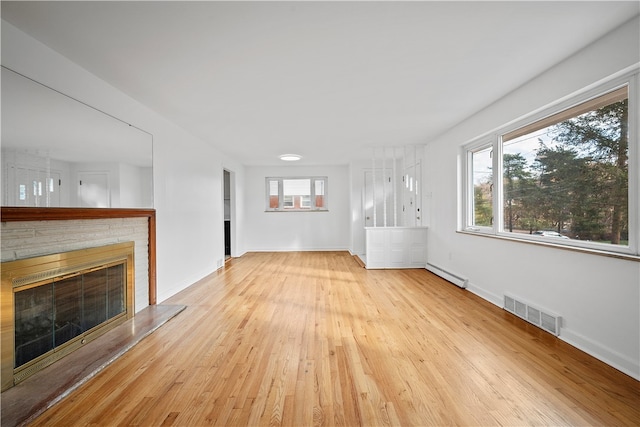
45 172 61 207
7 165 61 207
12 165 32 206
403 160 422 227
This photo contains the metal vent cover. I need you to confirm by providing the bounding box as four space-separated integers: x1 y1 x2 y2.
503 294 561 336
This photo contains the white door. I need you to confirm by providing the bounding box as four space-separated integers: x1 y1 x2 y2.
12 165 32 206
44 172 61 207
7 165 61 207
78 172 110 207
403 160 422 227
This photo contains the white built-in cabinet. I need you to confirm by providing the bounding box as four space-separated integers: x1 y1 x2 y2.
364 227 427 269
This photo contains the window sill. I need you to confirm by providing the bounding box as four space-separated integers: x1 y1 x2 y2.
457 229 640 262
264 210 329 213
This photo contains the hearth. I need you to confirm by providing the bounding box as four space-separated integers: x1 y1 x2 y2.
1 242 134 391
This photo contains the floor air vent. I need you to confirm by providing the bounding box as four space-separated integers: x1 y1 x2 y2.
504 294 561 336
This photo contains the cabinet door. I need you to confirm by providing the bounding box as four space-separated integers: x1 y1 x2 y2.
409 228 428 267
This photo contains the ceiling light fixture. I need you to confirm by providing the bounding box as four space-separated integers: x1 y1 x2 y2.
279 154 302 161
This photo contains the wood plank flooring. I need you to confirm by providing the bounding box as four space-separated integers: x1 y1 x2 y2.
2 304 186 427
28 252 640 426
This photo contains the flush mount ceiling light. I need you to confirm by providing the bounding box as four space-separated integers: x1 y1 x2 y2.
279 154 302 161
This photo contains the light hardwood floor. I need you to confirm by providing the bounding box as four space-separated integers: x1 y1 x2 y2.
30 252 639 426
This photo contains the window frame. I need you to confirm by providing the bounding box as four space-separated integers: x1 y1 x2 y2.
461 69 639 257
265 176 329 212
464 139 496 232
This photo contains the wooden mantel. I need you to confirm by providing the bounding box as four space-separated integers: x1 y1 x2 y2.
0 207 157 305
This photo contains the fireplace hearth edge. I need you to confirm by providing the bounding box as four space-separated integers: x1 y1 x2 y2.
0 303 186 427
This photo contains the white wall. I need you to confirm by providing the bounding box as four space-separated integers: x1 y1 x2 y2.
1 21 245 304
424 16 640 379
120 164 152 208
244 165 350 251
349 159 368 256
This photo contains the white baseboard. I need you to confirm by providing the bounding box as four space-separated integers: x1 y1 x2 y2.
246 247 350 252
465 281 503 307
560 329 640 381
467 282 640 381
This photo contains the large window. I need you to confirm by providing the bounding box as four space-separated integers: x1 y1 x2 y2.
266 177 328 211
463 72 638 256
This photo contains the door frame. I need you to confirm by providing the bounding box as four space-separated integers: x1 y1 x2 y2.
222 168 235 261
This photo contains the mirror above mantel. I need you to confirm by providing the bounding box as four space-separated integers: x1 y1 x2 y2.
1 66 153 208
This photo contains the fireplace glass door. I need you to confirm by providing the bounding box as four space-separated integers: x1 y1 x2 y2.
14 263 125 369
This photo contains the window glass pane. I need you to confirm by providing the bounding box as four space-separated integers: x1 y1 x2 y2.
472 147 493 227
283 195 294 208
283 179 311 196
502 87 629 245
283 179 311 209
268 180 279 209
269 180 279 195
315 179 325 208
266 177 327 211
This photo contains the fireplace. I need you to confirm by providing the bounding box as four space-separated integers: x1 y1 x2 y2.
1 242 134 391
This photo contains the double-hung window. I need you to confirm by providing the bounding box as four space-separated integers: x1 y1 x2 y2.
266 177 328 211
462 70 638 256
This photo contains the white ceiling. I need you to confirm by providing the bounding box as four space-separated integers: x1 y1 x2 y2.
2 1 638 166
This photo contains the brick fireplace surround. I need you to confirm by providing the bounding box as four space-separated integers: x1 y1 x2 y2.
1 207 157 306
0 207 185 426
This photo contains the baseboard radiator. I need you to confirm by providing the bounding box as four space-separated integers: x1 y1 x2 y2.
425 263 468 288
504 294 561 336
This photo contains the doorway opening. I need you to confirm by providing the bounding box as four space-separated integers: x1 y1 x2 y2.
223 169 232 260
